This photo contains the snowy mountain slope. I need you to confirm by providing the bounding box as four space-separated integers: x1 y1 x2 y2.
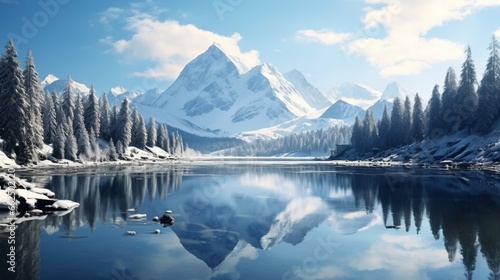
236 101 362 142
284 69 331 110
133 87 161 106
320 100 365 121
236 108 345 141
42 75 91 96
325 82 381 110
105 87 142 106
150 44 315 136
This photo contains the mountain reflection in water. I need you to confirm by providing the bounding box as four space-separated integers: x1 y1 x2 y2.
3 164 500 280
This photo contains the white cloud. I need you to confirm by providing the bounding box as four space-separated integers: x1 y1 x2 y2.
104 18 260 80
351 233 451 279
347 0 500 77
495 27 500 39
99 7 125 25
348 35 464 77
295 29 352 45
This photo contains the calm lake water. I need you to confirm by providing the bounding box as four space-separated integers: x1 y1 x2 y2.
3 161 500 280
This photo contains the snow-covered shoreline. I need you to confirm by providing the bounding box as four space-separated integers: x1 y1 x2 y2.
333 130 500 173
0 173 80 231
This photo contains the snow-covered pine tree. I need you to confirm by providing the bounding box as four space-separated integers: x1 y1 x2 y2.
108 137 117 161
89 127 100 161
441 67 458 133
147 116 156 147
172 131 184 156
389 97 404 148
157 123 169 153
132 113 147 149
116 140 124 155
116 98 132 149
455 46 477 132
99 93 111 140
412 93 425 142
377 105 391 150
475 35 500 134
110 105 119 141
130 108 139 146
62 76 76 123
52 123 65 159
73 94 92 159
64 117 78 161
52 91 64 123
0 40 36 163
403 96 412 145
23 50 44 149
42 93 57 143
427 85 442 138
84 84 100 139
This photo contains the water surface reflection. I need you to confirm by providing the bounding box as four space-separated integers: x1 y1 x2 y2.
6 165 500 279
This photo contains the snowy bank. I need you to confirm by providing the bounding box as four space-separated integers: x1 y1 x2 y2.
335 129 500 171
0 173 79 228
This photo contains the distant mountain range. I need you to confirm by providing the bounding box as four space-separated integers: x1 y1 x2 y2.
41 44 414 141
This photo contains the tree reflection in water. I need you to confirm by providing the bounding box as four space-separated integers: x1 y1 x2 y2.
10 165 500 279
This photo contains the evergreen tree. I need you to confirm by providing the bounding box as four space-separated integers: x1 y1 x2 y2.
108 138 117 161
455 46 477 131
427 85 443 138
73 95 92 159
84 84 100 139
130 108 139 146
172 131 185 156
475 35 500 134
132 113 147 149
52 91 64 123
412 93 425 142
441 67 458 133
116 140 124 155
52 123 65 159
64 118 78 161
99 93 111 140
362 111 378 152
42 92 57 144
147 116 156 147
351 116 364 152
23 50 44 149
389 97 404 148
89 127 100 161
0 40 35 163
378 105 391 150
62 76 76 122
116 98 132 148
403 96 412 144
157 123 170 152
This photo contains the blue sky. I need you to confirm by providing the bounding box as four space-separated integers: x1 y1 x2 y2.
1 0 500 101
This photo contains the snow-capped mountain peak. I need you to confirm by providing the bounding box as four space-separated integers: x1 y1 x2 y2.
143 44 318 137
284 69 330 110
325 82 381 110
210 42 251 75
109 86 128 96
43 75 90 96
41 74 59 88
320 100 364 120
367 82 414 120
381 82 413 101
